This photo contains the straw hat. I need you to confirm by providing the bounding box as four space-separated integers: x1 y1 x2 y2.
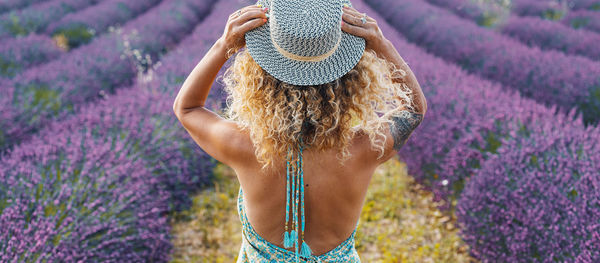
244 0 366 86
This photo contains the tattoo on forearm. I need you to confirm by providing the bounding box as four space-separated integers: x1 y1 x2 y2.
390 111 423 151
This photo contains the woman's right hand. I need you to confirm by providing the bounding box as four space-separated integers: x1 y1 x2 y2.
219 4 269 57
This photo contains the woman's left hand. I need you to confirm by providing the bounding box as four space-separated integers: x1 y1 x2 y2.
219 4 269 57
341 5 388 53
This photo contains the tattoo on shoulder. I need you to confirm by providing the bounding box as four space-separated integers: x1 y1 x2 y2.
390 111 424 151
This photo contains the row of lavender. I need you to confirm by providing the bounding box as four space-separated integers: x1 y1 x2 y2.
425 0 600 61
2 0 597 261
365 0 600 124
513 0 600 16
500 16 600 60
0 35 64 78
0 0 215 154
513 0 600 33
457 111 600 262
0 0 49 14
512 0 570 19
566 0 600 10
0 0 162 79
45 0 162 48
0 0 102 39
354 0 600 261
563 9 600 32
0 0 242 260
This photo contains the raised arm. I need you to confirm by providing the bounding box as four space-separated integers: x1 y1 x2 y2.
371 38 426 152
341 5 427 162
172 5 269 166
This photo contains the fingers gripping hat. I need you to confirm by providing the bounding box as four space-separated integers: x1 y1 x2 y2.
245 0 366 86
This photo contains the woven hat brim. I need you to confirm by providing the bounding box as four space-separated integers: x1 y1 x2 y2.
244 1 366 86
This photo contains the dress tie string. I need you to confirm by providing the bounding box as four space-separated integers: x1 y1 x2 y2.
283 137 312 262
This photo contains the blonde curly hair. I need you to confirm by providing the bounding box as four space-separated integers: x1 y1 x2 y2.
222 48 415 170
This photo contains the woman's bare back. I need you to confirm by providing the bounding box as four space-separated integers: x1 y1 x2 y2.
232 131 388 256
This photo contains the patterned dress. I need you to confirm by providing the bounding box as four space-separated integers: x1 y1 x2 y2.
236 186 362 262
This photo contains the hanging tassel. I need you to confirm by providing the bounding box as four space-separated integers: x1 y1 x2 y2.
297 140 313 257
291 148 298 250
289 229 297 243
283 147 293 249
283 231 293 248
300 240 313 257
285 136 308 263
294 144 301 260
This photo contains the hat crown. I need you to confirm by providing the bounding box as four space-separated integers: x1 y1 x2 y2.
269 0 343 57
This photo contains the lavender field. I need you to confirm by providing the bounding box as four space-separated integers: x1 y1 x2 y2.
0 0 598 261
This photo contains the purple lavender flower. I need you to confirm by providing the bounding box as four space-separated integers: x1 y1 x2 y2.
0 34 64 78
0 0 50 14
426 0 600 62
0 0 162 80
500 15 600 61
353 1 600 260
0 132 173 261
0 0 245 260
456 110 600 262
511 0 568 19
353 0 546 204
45 0 162 48
563 9 600 32
0 0 216 151
569 0 600 10
355 0 600 260
426 0 510 26
0 0 103 39
364 0 600 124
511 1 600 32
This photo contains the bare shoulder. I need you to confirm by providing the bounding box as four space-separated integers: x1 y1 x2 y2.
348 127 393 167
176 108 258 170
347 111 424 168
220 121 260 168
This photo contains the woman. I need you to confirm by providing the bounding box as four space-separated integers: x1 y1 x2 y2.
172 0 427 262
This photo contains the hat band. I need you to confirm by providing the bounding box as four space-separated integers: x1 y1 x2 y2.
270 33 342 63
